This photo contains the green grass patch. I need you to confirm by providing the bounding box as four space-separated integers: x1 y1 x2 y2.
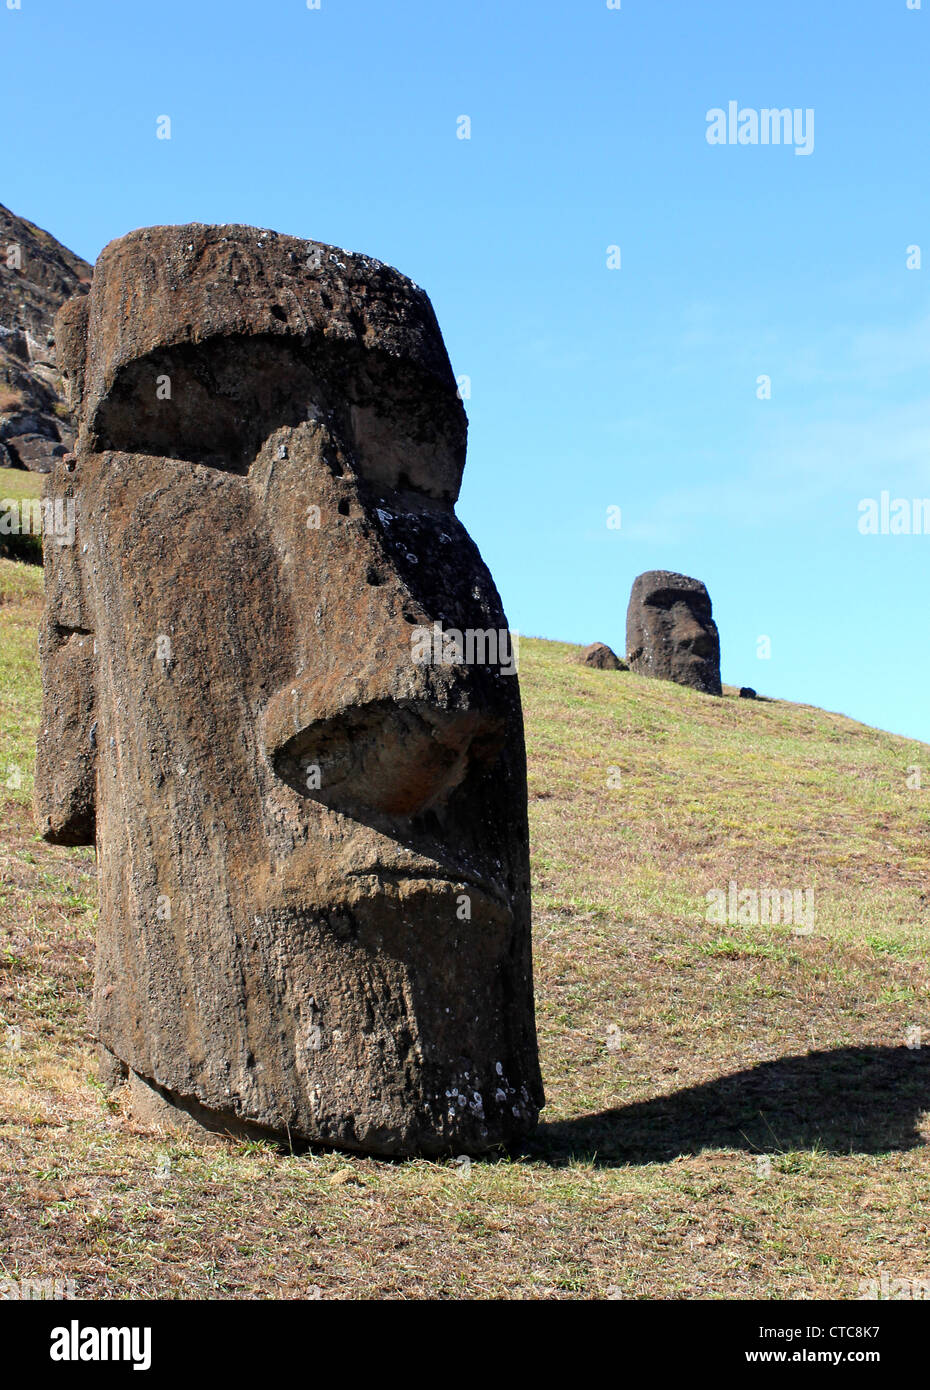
0 467 45 565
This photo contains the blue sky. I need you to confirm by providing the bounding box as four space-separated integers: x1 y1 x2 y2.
5 0 930 742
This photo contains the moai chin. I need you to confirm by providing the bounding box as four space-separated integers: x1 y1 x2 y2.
626 570 722 696
36 223 543 1155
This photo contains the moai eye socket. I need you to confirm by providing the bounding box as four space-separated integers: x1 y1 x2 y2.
90 335 328 472
77 229 468 496
90 332 467 497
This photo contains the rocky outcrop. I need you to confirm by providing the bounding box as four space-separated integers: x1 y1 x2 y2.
0 203 91 471
626 570 722 695
579 642 627 670
36 222 544 1156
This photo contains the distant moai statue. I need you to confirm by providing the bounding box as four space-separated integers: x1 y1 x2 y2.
626 571 722 695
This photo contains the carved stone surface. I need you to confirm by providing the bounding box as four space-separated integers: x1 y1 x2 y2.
36 223 543 1155
626 570 722 696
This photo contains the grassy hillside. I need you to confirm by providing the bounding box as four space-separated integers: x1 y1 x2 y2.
0 467 44 564
1 556 928 1299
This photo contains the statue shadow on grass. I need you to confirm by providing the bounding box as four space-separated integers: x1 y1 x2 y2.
522 1046 930 1167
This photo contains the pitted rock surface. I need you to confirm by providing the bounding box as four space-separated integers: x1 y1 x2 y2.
0 203 90 471
36 222 543 1155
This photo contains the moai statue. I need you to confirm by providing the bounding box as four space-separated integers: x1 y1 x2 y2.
626 570 722 695
36 223 543 1155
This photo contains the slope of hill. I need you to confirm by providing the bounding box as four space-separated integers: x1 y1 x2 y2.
0 466 43 563
1 557 927 1299
0 204 91 472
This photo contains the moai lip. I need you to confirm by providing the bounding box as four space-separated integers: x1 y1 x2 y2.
626 570 722 696
35 223 544 1155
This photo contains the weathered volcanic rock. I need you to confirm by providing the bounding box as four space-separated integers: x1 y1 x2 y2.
36 222 543 1156
579 642 627 670
0 203 91 471
626 570 722 695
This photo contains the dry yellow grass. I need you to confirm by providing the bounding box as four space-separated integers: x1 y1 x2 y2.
1 572 928 1299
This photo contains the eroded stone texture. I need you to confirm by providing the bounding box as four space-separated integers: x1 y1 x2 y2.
578 642 627 671
36 223 543 1155
625 570 722 695
0 202 91 471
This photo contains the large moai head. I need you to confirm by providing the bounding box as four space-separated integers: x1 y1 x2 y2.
626 570 722 696
36 223 543 1155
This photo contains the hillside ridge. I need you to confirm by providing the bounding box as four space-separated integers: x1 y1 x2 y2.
0 203 91 472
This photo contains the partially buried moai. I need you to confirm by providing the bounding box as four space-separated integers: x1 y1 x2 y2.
36 223 543 1155
626 570 722 695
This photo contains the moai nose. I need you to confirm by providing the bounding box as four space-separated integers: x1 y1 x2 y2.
265 692 504 819
676 614 715 655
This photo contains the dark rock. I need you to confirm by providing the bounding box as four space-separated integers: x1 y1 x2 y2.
0 409 61 441
579 641 627 670
626 570 722 696
0 203 91 339
739 687 757 699
0 203 91 473
0 326 29 362
36 221 543 1157
3 433 67 472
